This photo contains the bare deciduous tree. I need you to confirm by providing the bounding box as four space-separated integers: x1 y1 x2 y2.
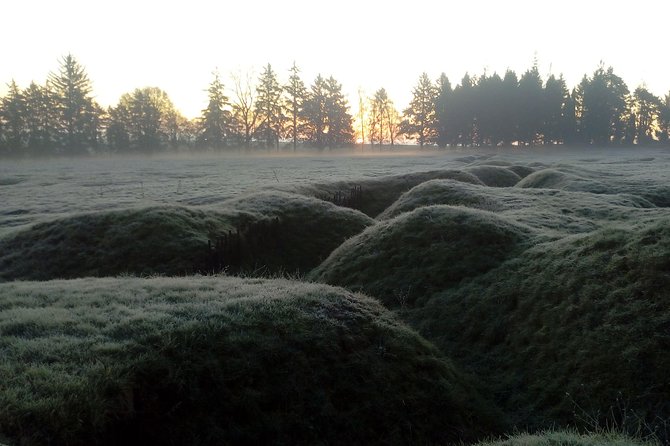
231 70 258 150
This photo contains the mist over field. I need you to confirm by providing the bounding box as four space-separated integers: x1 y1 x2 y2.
1 146 670 445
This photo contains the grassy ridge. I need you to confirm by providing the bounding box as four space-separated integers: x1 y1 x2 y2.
0 206 234 280
219 190 374 272
465 166 522 187
516 165 670 207
287 169 484 217
379 179 658 236
0 192 372 281
0 277 503 445
310 205 535 308
407 219 670 436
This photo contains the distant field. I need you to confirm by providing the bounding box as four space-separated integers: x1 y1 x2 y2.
2 146 670 445
2 147 669 237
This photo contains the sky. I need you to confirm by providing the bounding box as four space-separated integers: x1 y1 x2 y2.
1 0 668 119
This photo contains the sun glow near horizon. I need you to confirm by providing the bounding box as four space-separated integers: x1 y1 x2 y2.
1 0 668 119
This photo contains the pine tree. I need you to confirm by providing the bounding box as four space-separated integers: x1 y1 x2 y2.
48 54 99 154
284 62 307 151
543 74 570 144
517 64 544 145
303 75 353 149
323 76 354 148
198 71 231 150
402 73 437 147
303 75 327 149
500 70 519 145
435 73 452 148
0 80 26 156
23 81 57 155
255 63 284 150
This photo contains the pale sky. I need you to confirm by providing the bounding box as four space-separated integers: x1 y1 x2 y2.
1 0 668 118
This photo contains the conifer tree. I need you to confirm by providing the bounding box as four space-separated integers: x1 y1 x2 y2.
255 63 284 149
199 70 231 150
434 73 452 148
48 54 99 154
402 73 437 147
0 80 26 155
284 62 307 151
23 81 57 155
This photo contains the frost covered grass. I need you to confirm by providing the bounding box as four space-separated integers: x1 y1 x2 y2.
0 192 372 281
287 169 484 217
474 429 656 446
310 205 535 307
3 149 670 444
465 165 522 187
0 276 503 445
406 219 670 438
379 179 663 237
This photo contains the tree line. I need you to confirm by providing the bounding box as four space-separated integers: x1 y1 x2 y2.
1 55 669 157
401 65 670 148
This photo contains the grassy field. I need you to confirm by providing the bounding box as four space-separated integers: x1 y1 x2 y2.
1 148 670 444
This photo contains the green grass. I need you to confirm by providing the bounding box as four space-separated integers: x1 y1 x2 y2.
287 169 484 217
406 218 670 437
0 276 503 445
0 192 373 281
310 205 535 308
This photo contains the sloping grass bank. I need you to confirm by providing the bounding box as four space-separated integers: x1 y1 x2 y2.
407 218 670 437
379 179 659 236
0 192 373 281
288 169 484 217
0 276 503 445
310 205 535 307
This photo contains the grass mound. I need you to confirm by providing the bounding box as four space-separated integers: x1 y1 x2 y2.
310 205 534 308
0 194 373 281
474 430 654 446
409 218 670 437
0 206 237 281
219 191 374 273
288 169 484 217
465 166 522 187
506 165 536 179
379 179 657 237
516 168 610 193
0 276 503 445
379 179 506 219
